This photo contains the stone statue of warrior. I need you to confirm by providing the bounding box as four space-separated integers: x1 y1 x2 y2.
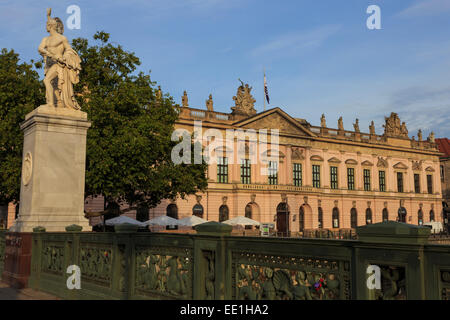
38 8 81 110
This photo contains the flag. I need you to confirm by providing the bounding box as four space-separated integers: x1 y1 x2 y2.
264 73 270 104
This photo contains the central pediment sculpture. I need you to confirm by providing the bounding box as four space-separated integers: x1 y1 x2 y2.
383 113 409 138
231 80 257 117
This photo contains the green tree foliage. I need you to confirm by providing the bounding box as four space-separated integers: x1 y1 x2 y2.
0 49 45 204
72 32 207 212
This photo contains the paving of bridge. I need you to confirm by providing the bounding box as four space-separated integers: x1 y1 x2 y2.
0 281 59 300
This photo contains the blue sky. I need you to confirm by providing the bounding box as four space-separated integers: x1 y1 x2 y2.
1 0 450 137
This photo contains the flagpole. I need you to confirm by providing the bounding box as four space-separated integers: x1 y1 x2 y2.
263 67 266 112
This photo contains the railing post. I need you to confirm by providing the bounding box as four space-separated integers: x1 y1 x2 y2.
355 221 430 300
193 222 232 300
28 226 45 290
114 224 139 300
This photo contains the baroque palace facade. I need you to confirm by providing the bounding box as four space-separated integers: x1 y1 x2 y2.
144 83 443 234
3 83 443 233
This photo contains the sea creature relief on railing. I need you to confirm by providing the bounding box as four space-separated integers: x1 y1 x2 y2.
373 265 406 300
42 244 64 275
79 246 112 285
135 247 192 299
232 252 350 300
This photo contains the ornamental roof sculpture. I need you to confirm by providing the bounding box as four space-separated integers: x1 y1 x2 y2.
231 80 257 117
383 112 409 138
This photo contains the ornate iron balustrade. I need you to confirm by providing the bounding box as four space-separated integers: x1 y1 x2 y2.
17 222 450 300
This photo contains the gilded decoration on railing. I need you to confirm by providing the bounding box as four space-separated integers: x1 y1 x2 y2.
80 246 112 285
42 244 64 275
374 266 406 300
232 252 350 300
135 247 192 299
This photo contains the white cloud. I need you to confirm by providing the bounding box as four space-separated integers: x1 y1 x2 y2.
250 24 341 58
397 0 450 18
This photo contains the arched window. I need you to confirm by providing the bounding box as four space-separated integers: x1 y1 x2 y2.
418 209 423 225
299 206 305 232
166 204 178 219
350 208 357 228
366 208 373 225
382 208 389 222
430 210 435 222
318 207 323 229
245 204 252 219
219 205 229 222
192 204 204 218
332 208 339 229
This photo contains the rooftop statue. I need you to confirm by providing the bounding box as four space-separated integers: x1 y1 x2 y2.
338 117 344 131
369 121 376 135
353 119 360 133
320 114 326 128
418 129 423 141
383 112 408 138
182 91 189 108
206 94 214 111
231 80 256 116
38 8 81 110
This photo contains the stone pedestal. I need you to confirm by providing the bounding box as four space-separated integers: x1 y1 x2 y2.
2 232 32 288
10 105 91 232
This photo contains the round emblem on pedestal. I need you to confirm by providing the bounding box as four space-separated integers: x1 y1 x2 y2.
22 152 32 186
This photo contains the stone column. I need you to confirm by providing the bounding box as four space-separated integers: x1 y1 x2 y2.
285 145 292 185
304 147 312 187
10 105 91 232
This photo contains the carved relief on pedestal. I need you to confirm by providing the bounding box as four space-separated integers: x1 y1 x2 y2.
22 152 33 186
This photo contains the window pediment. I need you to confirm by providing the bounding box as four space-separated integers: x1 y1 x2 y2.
310 155 324 162
425 166 435 172
361 160 373 166
393 162 408 170
327 157 341 164
345 159 358 165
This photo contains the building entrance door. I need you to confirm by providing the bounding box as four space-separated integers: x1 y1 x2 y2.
398 207 407 223
276 203 290 237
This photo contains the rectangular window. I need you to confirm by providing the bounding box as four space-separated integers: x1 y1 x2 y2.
363 169 371 191
397 172 404 193
441 165 445 181
240 159 251 184
379 171 386 192
217 157 228 183
427 174 433 194
414 174 420 193
268 161 278 185
312 165 321 188
347 168 355 190
330 166 338 189
293 163 302 187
